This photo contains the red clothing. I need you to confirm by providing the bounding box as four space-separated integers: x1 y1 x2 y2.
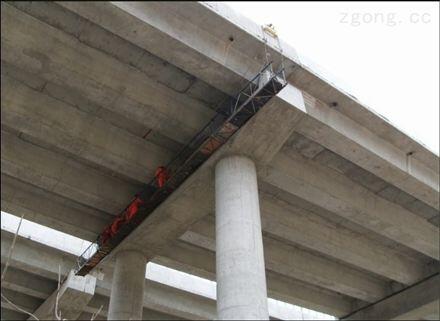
155 166 170 188
125 197 143 221
110 216 124 236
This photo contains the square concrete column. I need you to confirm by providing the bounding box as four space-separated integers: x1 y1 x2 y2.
108 250 146 320
215 155 269 320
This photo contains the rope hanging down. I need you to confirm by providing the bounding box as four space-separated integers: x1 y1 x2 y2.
261 23 286 76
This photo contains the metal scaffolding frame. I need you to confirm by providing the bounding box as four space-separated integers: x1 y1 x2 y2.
75 62 287 276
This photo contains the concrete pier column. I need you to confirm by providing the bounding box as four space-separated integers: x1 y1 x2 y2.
108 250 146 320
215 155 269 320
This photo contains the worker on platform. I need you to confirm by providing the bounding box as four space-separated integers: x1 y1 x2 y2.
155 166 170 188
124 196 144 221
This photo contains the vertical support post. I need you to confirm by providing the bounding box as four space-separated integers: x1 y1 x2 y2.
108 250 146 320
215 155 269 320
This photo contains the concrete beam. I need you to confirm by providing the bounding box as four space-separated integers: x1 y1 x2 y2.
1 307 28 321
343 274 439 320
4 0 436 264
42 0 436 278
1 130 139 214
1 73 172 184
258 195 430 285
1 289 43 318
262 150 439 259
1 3 215 146
58 1 439 209
158 241 355 317
2 229 353 317
189 201 429 287
296 92 439 210
182 220 389 302
57 1 284 96
80 296 185 321
7 1 228 109
1 232 75 281
1 265 56 300
0 232 217 320
107 70 305 264
1 174 109 242
31 271 96 320
2 73 432 291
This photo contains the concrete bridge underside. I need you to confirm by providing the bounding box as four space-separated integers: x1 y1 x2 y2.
1 2 439 320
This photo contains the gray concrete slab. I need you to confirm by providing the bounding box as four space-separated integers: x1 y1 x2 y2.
263 150 439 259
57 1 439 209
343 274 439 320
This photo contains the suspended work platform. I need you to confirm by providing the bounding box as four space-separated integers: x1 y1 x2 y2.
75 62 287 276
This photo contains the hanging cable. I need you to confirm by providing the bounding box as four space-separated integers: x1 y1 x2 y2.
90 305 104 321
0 214 41 320
1 292 40 320
1 214 24 281
261 23 286 75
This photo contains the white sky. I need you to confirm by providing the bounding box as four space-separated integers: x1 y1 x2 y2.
225 1 439 154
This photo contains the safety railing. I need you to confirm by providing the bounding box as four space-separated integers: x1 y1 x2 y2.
75 62 287 276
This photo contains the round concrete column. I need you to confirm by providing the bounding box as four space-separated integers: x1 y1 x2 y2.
215 155 269 320
108 250 146 320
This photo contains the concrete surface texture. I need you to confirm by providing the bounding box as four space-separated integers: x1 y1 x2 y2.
1 1 439 320
215 156 269 320
108 250 147 320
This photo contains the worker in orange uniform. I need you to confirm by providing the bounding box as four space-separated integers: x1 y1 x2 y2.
155 166 170 188
124 196 144 221
110 215 124 237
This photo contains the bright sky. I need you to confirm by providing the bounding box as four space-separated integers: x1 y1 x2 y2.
225 1 439 154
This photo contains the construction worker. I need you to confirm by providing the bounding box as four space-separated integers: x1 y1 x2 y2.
155 166 170 188
124 196 144 221
110 215 124 236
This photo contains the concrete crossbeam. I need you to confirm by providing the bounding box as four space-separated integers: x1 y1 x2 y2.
343 274 439 320
109 74 305 261
31 270 96 320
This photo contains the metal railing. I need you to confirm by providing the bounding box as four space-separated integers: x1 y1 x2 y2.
75 62 287 276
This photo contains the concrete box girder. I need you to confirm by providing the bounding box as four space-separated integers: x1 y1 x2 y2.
56 1 439 210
